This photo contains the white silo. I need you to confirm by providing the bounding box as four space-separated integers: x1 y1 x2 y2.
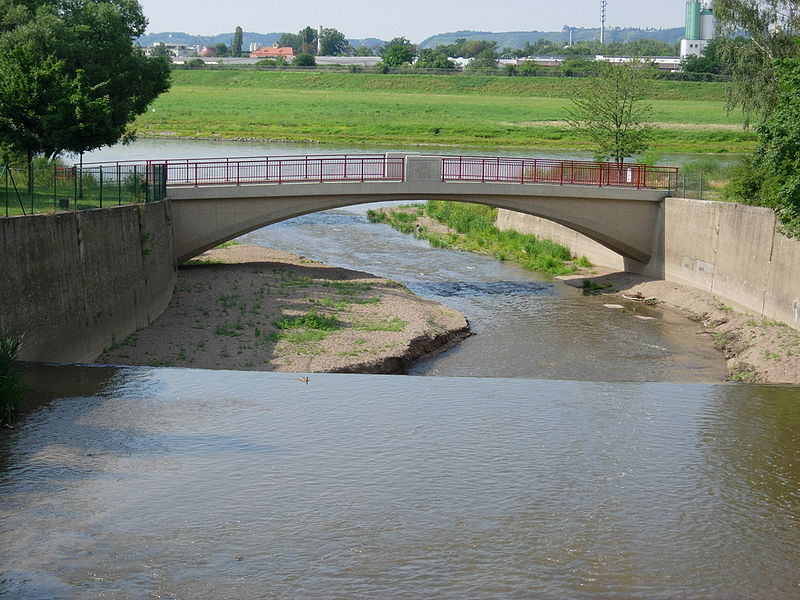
700 0 715 40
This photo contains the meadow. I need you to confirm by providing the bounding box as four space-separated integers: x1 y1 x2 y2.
135 70 756 155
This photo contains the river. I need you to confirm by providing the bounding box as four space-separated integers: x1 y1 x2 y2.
1 139 798 598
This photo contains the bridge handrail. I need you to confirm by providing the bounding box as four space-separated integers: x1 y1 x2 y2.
82 153 390 167
80 154 679 191
102 155 407 187
440 156 679 191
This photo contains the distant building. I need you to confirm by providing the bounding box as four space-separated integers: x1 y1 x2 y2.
250 42 295 59
680 0 715 58
148 42 200 58
198 46 217 57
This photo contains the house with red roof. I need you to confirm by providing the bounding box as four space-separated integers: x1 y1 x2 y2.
250 43 295 59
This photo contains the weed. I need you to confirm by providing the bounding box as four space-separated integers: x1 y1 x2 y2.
215 323 243 337
0 334 25 426
356 316 407 332
322 280 374 296
274 311 340 331
713 332 731 349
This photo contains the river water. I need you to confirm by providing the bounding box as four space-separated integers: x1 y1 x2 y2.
2 139 799 598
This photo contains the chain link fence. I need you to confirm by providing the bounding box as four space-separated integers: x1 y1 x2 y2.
2 163 167 217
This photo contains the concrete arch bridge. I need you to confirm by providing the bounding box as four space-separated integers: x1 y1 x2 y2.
111 154 679 264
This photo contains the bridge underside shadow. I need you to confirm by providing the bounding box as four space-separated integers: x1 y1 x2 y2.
168 181 668 264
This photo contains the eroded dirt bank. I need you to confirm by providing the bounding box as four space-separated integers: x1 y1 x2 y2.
96 245 470 374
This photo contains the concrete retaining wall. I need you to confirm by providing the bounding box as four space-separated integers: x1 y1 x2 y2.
0 201 176 363
497 198 800 331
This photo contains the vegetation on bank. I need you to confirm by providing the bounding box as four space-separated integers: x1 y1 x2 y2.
367 202 591 276
135 70 754 154
0 334 25 426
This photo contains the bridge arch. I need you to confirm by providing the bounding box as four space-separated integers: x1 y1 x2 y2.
118 154 674 264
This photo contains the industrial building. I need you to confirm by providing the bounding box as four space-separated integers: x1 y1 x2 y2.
680 0 715 58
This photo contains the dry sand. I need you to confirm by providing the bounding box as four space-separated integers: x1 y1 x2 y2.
96 245 470 374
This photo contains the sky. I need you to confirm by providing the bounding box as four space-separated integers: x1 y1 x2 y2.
137 0 687 42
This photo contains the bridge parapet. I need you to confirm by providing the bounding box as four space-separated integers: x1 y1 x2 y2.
86 153 679 192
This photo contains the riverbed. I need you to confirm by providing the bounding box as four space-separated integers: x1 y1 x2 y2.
4 139 793 598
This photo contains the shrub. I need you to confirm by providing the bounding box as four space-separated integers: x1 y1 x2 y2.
293 53 316 67
0 334 25 426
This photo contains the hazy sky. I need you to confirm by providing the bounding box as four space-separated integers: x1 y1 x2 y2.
137 0 687 42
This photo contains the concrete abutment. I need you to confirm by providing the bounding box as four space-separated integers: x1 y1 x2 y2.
0 201 176 363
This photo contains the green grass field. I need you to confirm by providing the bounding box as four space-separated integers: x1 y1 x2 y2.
134 70 756 154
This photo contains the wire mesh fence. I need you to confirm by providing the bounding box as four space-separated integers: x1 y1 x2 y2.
1 163 167 217
676 172 727 201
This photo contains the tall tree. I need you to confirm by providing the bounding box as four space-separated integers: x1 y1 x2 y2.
0 0 171 172
299 25 317 54
566 61 655 163
727 57 800 235
278 32 301 53
715 0 800 121
382 37 415 66
318 27 350 56
232 25 243 57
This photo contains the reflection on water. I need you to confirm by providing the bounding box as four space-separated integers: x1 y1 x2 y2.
1 366 799 599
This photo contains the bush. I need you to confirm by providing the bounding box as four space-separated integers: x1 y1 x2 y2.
293 53 316 67
0 334 25 426
184 58 206 70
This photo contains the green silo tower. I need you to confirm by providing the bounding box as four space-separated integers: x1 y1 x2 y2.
686 1 701 40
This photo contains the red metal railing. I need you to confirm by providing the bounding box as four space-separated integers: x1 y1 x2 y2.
84 154 678 191
440 156 679 190
86 154 406 187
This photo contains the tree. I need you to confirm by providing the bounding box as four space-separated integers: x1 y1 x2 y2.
353 45 376 57
279 32 301 53
299 26 317 54
566 61 655 163
727 57 800 235
466 47 499 70
0 0 170 174
318 27 350 56
414 48 455 69
383 37 415 67
682 38 724 74
215 42 229 57
231 25 243 58
714 0 800 121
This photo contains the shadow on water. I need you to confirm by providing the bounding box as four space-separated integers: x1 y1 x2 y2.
0 365 281 495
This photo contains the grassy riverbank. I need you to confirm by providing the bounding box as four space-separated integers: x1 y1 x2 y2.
135 70 756 154
367 202 591 276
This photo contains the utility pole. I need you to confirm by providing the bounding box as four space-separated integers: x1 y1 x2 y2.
600 0 607 45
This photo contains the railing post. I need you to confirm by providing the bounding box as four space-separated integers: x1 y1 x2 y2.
73 166 78 210
99 167 103 207
560 162 564 186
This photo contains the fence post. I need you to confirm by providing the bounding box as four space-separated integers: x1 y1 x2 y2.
118 165 122 205
73 166 78 210
99 167 103 208
53 162 57 212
